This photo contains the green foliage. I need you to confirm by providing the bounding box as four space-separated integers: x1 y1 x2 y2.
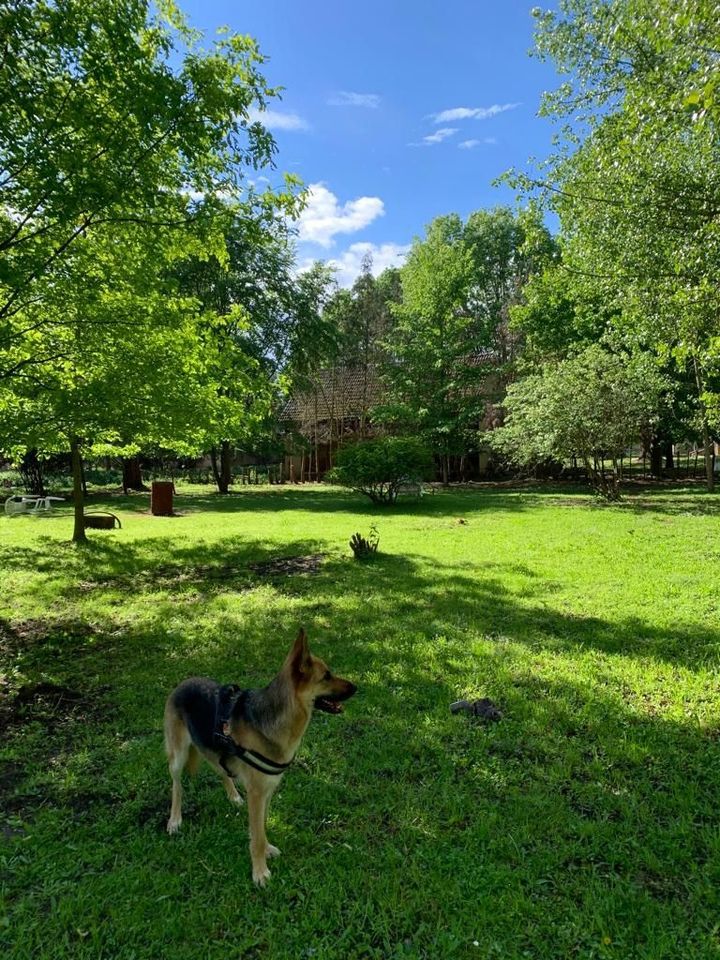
0 0 304 534
513 0 720 487
328 436 432 504
0 0 298 331
380 207 554 477
348 524 379 560
510 261 611 359
323 256 400 369
492 345 667 499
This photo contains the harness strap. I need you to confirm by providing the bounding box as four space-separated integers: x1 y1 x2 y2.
213 732 293 776
212 684 293 778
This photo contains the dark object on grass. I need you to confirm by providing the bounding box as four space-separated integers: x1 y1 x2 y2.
349 525 379 559
151 480 174 516
249 554 325 577
450 698 503 721
83 511 121 530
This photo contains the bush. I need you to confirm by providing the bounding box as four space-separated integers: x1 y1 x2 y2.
490 345 667 500
328 437 432 504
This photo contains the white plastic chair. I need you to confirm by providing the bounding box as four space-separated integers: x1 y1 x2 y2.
4 495 64 516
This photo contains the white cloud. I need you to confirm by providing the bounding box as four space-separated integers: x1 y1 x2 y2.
433 103 520 123
247 107 309 131
458 137 497 149
328 91 381 108
297 183 384 247
299 242 410 287
423 127 457 147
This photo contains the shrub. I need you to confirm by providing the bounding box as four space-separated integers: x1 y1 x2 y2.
490 345 667 500
328 437 432 504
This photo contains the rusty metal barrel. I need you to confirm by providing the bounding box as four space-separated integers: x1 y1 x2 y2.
151 480 174 516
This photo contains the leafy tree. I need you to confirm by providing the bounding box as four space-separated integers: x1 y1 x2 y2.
318 257 402 438
174 216 335 493
0 0 297 337
380 207 553 482
0 222 235 541
491 345 667 499
329 255 400 369
510 259 610 361
328 436 432 505
513 0 720 488
0 0 302 537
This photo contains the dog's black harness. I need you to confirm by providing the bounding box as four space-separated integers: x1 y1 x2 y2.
212 684 293 778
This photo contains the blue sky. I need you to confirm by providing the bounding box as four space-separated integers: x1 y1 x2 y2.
180 1 561 284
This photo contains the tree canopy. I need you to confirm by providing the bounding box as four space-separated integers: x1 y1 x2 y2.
508 0 720 488
0 0 304 538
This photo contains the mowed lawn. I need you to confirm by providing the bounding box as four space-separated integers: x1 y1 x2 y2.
1 484 719 960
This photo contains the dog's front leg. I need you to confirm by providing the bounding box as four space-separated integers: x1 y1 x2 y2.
247 785 271 886
263 789 281 860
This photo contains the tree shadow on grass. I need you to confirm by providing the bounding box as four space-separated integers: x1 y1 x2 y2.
0 534 331 599
233 549 719 672
4 527 718 677
85 484 535 518
3 541 719 957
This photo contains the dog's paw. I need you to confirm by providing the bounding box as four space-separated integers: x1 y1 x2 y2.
266 844 281 859
252 864 271 887
166 818 181 835
229 793 244 806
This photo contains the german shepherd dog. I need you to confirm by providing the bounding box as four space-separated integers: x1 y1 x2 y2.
164 629 356 885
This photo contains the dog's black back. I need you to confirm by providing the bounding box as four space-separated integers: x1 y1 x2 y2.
170 677 242 752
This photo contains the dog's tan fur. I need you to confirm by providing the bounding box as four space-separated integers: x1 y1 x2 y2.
164 629 355 886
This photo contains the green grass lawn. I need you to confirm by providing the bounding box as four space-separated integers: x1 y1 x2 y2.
1 483 719 959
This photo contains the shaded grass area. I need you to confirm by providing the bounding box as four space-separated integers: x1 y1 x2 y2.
1 484 719 959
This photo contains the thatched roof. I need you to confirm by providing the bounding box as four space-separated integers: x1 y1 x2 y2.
280 350 499 428
280 366 381 424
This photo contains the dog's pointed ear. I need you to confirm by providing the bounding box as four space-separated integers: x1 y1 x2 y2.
287 628 311 677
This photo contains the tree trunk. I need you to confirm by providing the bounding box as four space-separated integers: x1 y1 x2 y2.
700 419 714 492
441 453 449 487
664 440 674 470
649 434 663 479
71 437 88 544
213 440 232 493
210 446 220 489
689 357 714 491
19 449 45 495
122 456 148 493
583 455 621 501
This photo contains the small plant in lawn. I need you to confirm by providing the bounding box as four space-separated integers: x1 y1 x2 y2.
349 524 379 559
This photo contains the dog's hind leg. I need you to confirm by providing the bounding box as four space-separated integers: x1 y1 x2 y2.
186 744 201 776
164 701 191 834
